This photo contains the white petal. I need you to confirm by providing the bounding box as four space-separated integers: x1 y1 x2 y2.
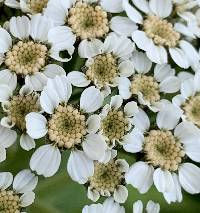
184 140 200 163
25 73 47 91
113 185 128 203
156 104 182 130
146 43 168 64
45 75 72 104
26 113 47 139
133 200 143 213
179 163 200 194
10 16 30 39
174 121 200 143
83 134 107 161
124 101 138 117
132 30 152 51
0 146 6 163
117 77 132 99
67 71 90 87
78 39 103 58
110 95 123 109
13 169 38 193
123 128 144 153
101 0 123 13
123 0 143 24
20 134 35 151
48 26 76 62
172 94 185 107
0 69 17 91
43 64 65 79
86 115 101 134
179 40 199 65
180 78 195 99
80 86 103 113
159 76 180 93
163 173 182 204
82 203 103 213
146 200 160 213
20 191 35 207
19 85 33 96
0 28 12 53
1 116 15 128
30 145 61 177
132 108 150 131
153 168 174 193
149 0 172 18
154 64 175 82
119 60 135 77
67 150 94 184
103 198 125 213
125 162 154 193
132 51 152 74
110 16 137 37
132 0 149 13
30 14 52 42
0 84 12 102
0 172 13 190
169 48 189 69
87 187 100 202
0 125 17 148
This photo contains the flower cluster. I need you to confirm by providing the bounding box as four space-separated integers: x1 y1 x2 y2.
0 0 200 212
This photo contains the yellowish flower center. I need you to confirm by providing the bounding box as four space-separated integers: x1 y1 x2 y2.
144 130 185 171
143 15 180 47
88 160 124 194
68 1 109 40
86 53 118 88
27 0 48 13
5 41 48 76
182 95 200 127
0 190 21 213
130 74 160 103
48 105 87 149
5 94 40 131
101 109 129 144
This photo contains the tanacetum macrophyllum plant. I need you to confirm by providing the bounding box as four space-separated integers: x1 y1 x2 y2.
0 0 200 212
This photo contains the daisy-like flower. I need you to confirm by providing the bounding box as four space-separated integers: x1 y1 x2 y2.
173 72 200 129
4 0 49 14
125 107 200 203
67 33 135 92
118 51 180 111
75 156 129 203
0 84 41 163
0 169 38 213
43 0 126 53
0 14 75 91
119 0 200 67
133 200 160 213
26 75 107 178
82 198 125 213
98 95 138 148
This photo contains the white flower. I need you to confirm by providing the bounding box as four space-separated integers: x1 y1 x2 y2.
118 0 199 67
0 169 38 212
118 51 181 112
133 200 160 213
0 84 42 162
67 33 135 94
44 0 126 53
26 75 107 178
125 108 200 203
0 15 75 91
172 71 200 128
82 157 129 203
82 198 125 213
5 0 49 15
97 95 138 149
